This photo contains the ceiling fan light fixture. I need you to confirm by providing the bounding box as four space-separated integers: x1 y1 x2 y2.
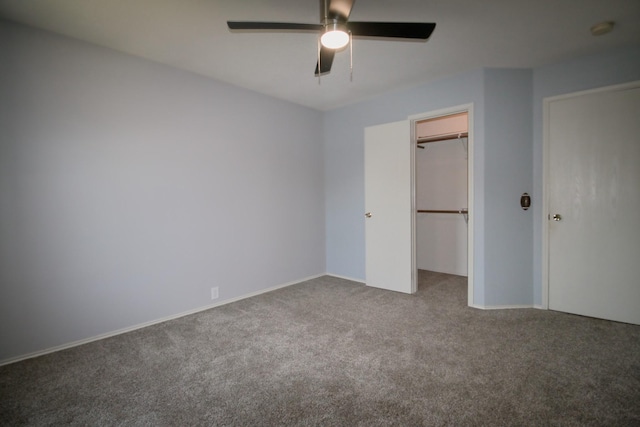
228 0 437 76
321 22 349 49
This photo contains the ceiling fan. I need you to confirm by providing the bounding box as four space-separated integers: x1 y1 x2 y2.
227 0 436 76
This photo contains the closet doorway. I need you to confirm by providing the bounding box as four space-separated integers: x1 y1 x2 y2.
411 105 473 305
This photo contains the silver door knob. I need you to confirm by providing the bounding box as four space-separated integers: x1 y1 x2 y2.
552 214 562 221
365 212 372 218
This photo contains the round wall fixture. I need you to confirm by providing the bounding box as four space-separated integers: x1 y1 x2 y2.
591 21 614 36
520 193 531 210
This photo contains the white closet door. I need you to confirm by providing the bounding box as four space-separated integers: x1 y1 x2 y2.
364 120 414 294
548 83 640 325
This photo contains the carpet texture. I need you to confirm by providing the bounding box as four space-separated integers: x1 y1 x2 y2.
1 271 639 426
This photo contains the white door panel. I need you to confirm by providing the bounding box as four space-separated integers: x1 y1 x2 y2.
365 120 414 294
548 84 640 324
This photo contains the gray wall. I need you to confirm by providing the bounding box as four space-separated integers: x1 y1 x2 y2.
0 21 325 362
531 46 640 305
483 69 533 305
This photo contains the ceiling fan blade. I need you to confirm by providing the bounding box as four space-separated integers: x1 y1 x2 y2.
227 21 322 31
347 22 436 39
325 0 355 20
314 46 336 76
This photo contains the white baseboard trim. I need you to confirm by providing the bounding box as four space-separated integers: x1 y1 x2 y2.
470 304 536 310
534 304 545 310
0 273 324 367
325 273 366 284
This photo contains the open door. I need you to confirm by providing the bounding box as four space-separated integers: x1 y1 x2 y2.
364 120 415 294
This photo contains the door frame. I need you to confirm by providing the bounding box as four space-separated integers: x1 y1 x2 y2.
409 103 475 306
541 80 640 310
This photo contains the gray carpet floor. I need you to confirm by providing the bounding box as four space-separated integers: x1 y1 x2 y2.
1 271 639 426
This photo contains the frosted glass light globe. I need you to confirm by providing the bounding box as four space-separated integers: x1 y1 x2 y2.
321 29 349 49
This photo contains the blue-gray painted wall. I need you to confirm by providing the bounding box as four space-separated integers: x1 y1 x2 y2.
0 20 325 362
483 69 533 305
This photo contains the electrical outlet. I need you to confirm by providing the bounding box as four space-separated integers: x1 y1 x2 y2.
211 287 219 300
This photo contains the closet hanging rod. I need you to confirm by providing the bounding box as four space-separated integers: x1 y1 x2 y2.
417 208 468 214
417 132 468 144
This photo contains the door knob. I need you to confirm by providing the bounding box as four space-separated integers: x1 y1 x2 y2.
365 212 372 218
552 214 562 221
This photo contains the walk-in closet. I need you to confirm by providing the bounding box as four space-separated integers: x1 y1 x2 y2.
415 112 468 277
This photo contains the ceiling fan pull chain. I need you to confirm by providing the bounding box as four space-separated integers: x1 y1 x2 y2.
349 31 353 82
317 36 321 84
319 0 325 84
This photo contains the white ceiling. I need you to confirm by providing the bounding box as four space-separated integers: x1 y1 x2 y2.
1 0 639 111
